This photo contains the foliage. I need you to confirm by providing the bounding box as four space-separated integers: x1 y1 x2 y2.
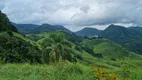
0 32 42 63
41 33 74 63
81 38 140 59
120 64 132 80
0 63 97 80
72 52 83 60
0 63 141 80
75 46 83 52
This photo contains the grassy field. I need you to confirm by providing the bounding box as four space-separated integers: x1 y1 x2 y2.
0 62 141 80
0 63 94 80
81 38 141 59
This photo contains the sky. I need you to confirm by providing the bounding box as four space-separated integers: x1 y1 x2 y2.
0 0 142 31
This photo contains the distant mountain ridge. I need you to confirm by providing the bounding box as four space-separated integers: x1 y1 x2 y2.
101 24 142 54
14 23 72 34
13 23 39 34
75 24 142 54
75 27 101 37
127 26 142 35
33 24 72 33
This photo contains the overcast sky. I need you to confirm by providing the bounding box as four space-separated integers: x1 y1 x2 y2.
0 0 142 31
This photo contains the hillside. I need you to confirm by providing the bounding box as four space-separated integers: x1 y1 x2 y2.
128 26 142 35
0 32 42 63
81 38 140 60
75 24 142 55
27 31 141 61
75 27 101 38
101 24 142 54
27 31 82 44
0 11 42 63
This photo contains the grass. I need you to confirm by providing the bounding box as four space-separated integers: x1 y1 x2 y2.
0 63 95 80
81 38 141 59
93 42 130 58
0 62 141 80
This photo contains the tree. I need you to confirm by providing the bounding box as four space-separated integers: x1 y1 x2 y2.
41 33 73 63
7 31 13 37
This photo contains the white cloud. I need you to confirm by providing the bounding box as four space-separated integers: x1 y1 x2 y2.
1 0 142 31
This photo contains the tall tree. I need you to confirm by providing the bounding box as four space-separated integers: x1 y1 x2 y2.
41 33 73 63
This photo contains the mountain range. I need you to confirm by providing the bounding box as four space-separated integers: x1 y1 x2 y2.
1 10 142 61
14 21 142 55
13 23 72 34
76 24 142 54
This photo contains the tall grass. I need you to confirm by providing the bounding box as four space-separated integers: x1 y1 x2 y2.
0 62 141 80
0 63 96 80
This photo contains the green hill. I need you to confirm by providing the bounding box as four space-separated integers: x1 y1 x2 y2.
0 11 42 63
76 24 142 55
101 24 142 55
81 38 141 59
26 31 141 63
0 32 42 63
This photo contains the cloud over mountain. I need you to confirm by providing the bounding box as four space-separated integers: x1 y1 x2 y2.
1 0 142 31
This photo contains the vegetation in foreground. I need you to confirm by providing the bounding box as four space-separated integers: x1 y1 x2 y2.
0 62 142 80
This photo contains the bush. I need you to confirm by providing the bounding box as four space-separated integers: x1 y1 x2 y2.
7 31 13 37
94 53 103 58
110 58 116 61
72 52 83 60
75 46 82 52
